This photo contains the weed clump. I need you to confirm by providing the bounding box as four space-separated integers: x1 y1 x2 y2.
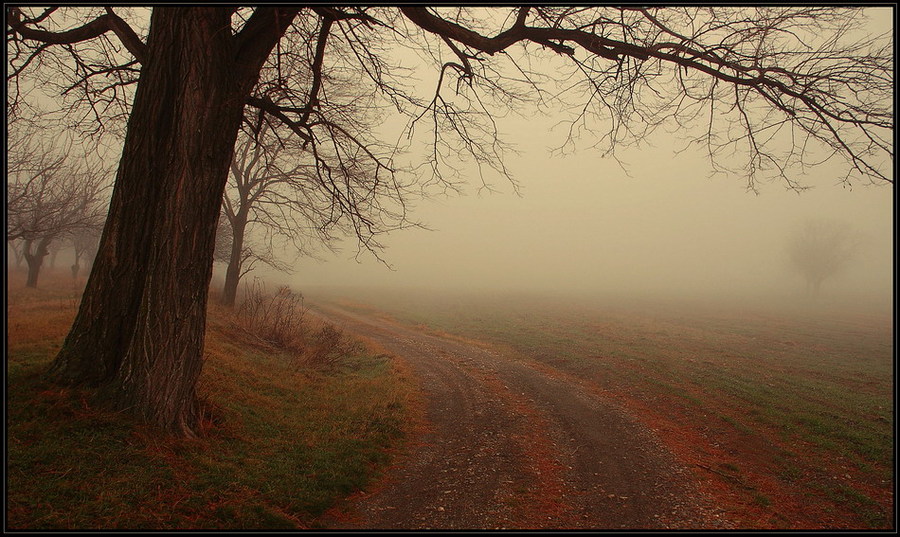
234 278 359 368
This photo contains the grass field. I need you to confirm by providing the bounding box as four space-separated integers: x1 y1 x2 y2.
314 286 894 530
6 270 418 530
7 269 893 530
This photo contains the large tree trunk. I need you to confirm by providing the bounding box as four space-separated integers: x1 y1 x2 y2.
23 237 51 288
222 213 248 307
84 243 98 273
49 7 286 436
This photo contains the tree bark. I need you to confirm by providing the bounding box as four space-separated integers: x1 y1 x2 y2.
23 237 51 288
49 7 286 436
222 211 248 307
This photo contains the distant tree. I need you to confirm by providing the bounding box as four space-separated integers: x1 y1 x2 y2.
219 107 405 307
69 225 103 280
47 241 62 269
8 7 891 435
788 219 862 299
220 118 317 308
7 129 109 287
8 240 25 271
21 239 52 288
7 130 68 241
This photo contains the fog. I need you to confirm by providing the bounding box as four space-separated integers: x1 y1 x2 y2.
22 7 892 314
270 110 891 313
234 9 889 316
270 47 892 308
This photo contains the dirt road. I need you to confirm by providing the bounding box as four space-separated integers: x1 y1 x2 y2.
314 304 724 530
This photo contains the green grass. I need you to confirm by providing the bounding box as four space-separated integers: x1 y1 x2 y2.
7 272 416 530
815 480 888 528
753 492 772 508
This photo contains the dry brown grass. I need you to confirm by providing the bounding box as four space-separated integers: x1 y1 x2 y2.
7 268 418 530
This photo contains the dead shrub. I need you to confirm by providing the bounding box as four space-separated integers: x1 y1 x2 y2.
234 277 359 369
236 278 308 351
303 323 362 369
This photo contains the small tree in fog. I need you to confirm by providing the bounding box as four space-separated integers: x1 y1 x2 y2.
219 95 407 307
788 219 861 299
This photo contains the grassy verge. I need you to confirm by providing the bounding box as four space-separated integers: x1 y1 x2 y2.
316 288 893 530
7 271 417 530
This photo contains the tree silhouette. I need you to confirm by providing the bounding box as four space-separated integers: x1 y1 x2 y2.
788 219 862 299
219 113 400 307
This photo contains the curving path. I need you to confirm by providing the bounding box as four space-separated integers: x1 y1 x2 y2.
313 304 716 530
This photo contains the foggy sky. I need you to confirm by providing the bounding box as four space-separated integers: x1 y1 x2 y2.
279 122 892 307
271 8 894 308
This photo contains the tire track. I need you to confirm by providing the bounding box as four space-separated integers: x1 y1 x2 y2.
314 304 711 529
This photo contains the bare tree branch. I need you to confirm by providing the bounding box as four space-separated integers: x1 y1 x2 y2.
103 7 147 63
8 7 116 45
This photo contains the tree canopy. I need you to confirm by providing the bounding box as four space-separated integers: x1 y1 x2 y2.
9 7 893 189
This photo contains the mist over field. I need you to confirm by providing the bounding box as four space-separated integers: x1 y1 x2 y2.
225 8 893 315
262 123 892 314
